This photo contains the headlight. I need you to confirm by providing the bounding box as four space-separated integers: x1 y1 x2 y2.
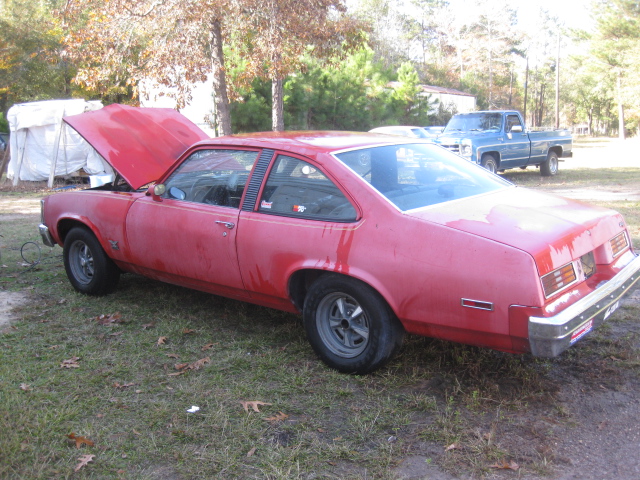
460 140 472 156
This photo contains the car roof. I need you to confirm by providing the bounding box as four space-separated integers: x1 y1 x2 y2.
194 130 414 156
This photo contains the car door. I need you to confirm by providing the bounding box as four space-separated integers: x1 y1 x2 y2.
498 114 531 169
124 148 260 298
235 152 362 308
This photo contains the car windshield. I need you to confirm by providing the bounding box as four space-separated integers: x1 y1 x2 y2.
334 143 511 211
443 113 503 133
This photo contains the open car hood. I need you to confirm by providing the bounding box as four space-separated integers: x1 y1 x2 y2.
63 104 209 189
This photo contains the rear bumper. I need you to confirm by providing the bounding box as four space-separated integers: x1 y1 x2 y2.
529 253 640 357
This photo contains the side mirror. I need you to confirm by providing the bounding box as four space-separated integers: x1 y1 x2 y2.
510 125 523 133
147 183 166 200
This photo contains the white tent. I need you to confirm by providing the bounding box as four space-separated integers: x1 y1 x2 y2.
6 99 114 187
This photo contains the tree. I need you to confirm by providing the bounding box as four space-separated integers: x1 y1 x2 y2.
0 0 76 115
61 0 235 135
237 0 366 131
589 0 640 138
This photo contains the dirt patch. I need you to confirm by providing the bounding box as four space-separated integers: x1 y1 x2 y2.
0 290 29 327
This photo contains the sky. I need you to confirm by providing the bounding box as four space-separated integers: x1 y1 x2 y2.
517 0 596 30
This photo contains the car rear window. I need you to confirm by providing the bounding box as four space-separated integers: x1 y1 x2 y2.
334 143 511 211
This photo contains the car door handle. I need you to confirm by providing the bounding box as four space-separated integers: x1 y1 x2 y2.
215 221 235 229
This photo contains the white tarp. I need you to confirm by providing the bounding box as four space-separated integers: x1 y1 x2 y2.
7 99 113 185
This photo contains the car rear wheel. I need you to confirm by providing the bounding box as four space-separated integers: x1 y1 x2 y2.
63 227 120 295
480 153 498 173
303 275 404 374
540 150 559 176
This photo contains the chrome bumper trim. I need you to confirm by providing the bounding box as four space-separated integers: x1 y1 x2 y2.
529 254 640 357
39 224 55 248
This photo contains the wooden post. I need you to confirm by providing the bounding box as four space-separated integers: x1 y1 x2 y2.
48 119 65 188
12 129 28 186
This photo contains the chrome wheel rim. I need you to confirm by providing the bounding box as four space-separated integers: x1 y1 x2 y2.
316 292 369 358
69 240 94 285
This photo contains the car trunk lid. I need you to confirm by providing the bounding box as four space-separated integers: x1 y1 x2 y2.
63 104 209 189
406 187 625 275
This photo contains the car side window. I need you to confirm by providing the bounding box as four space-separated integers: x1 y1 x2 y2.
258 155 357 222
162 149 259 208
506 115 522 133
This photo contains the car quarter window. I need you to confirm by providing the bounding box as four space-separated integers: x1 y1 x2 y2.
258 155 357 222
163 149 259 207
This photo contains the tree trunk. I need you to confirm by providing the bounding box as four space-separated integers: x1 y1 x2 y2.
210 19 232 136
617 71 625 140
272 78 284 132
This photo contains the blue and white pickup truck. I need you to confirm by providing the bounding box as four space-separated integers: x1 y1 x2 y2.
434 110 572 176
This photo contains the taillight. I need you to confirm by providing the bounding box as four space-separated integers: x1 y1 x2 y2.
541 263 576 297
610 232 628 257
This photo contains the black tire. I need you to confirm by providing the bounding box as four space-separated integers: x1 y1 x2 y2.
303 275 404 374
63 227 120 295
480 153 498 174
540 150 559 176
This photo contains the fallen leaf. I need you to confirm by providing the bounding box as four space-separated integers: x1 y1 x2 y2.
489 460 519 471
157 336 168 345
113 382 135 389
327 461 337 466
172 357 210 374
182 328 196 334
264 412 289 422
166 353 179 359
94 312 124 325
109 331 124 337
67 433 95 449
167 371 185 376
201 343 217 351
444 443 459 452
189 357 210 370
19 383 31 391
60 357 80 368
74 454 95 472
247 447 257 457
141 322 155 329
241 400 273 413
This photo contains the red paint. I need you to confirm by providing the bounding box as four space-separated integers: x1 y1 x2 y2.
42 109 637 355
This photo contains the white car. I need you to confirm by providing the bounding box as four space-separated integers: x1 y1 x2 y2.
368 126 431 139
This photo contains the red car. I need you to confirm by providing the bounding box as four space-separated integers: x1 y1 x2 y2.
39 105 640 374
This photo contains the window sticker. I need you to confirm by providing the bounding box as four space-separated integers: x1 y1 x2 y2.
293 205 306 213
261 200 273 209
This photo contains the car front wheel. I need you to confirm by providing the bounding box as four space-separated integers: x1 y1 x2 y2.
480 153 498 173
303 275 404 374
63 227 120 295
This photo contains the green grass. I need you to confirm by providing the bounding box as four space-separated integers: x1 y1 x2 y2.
1 168 640 478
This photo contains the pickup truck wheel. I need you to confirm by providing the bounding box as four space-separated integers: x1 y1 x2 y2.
480 153 498 173
63 227 120 296
541 151 559 176
303 275 404 374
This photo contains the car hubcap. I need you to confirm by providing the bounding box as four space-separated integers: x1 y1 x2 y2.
70 240 94 285
316 293 369 358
